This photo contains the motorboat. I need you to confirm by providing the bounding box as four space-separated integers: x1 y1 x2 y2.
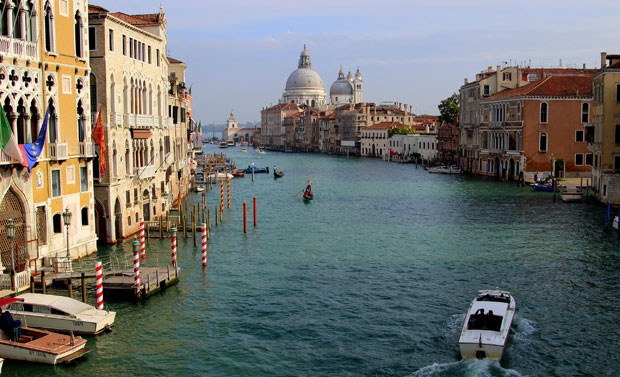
9 293 116 335
232 169 246 178
194 185 205 192
205 172 234 183
218 141 227 148
0 298 90 364
458 290 516 361
560 186 583 202
244 166 269 174
427 165 460 174
255 147 265 154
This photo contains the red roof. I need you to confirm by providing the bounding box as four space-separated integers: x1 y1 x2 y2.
487 74 593 100
367 121 403 130
110 12 164 27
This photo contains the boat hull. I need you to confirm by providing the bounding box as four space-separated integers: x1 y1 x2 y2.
11 311 115 335
0 328 88 365
458 290 516 361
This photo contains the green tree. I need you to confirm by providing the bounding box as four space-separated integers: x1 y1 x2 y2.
438 93 459 124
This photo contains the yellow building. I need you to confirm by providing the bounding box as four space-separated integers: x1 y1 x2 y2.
0 0 97 292
590 52 620 204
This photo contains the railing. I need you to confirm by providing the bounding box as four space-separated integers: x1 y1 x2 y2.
0 36 37 59
135 164 157 180
0 149 21 165
79 141 94 158
48 142 69 160
0 269 31 293
127 114 136 127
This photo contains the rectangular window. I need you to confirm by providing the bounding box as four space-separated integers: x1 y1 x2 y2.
80 166 88 192
617 84 620 103
148 46 151 63
575 130 584 142
122 35 126 55
615 155 620 170
129 37 133 58
615 125 620 145
575 154 584 166
126 190 131 207
585 153 593 166
88 27 95 50
156 49 160 66
51 170 61 197
483 85 490 96
108 29 114 51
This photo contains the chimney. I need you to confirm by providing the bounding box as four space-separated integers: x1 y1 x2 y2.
601 52 608 68
464 78 468 85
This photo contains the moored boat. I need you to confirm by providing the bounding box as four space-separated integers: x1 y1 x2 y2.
205 172 234 182
273 166 284 178
427 165 460 174
0 298 90 364
458 290 516 361
560 186 583 202
10 293 116 335
244 166 269 174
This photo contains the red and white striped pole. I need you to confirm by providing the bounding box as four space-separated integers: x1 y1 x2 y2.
139 218 146 259
201 223 207 269
132 239 141 298
95 261 104 310
171 226 177 267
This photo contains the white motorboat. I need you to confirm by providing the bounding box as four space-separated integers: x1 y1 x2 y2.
9 293 116 335
458 290 516 361
255 147 265 154
205 172 234 183
0 298 89 364
427 165 460 174
560 186 583 202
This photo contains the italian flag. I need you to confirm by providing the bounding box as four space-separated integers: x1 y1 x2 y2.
0 107 26 166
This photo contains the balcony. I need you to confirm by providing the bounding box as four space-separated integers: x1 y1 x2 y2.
0 150 21 165
79 141 94 158
48 143 68 160
134 164 157 180
0 36 37 59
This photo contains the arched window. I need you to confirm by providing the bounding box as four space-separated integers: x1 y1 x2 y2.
12 1 20 38
48 101 58 142
539 132 548 152
581 103 589 123
74 11 83 58
77 100 85 142
540 102 548 123
44 1 55 52
16 98 28 143
81 207 89 226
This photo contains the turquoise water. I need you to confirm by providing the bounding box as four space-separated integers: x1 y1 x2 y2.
4 145 619 376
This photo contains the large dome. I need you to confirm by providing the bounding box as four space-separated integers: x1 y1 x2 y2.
286 68 324 91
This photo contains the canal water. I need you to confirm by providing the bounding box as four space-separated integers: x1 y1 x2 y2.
5 145 619 376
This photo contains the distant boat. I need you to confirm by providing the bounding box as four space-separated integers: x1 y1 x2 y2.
226 140 235 147
427 165 460 174
218 142 227 148
273 168 285 178
240 148 247 152
255 147 265 154
244 166 269 174
303 181 313 201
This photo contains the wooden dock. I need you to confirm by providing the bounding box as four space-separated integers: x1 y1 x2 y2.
102 266 179 301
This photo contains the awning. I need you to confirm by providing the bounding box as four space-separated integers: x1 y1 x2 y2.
131 129 152 139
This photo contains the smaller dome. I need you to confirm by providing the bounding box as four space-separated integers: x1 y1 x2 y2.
330 80 353 96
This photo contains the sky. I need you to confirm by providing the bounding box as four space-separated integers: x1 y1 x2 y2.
91 0 620 126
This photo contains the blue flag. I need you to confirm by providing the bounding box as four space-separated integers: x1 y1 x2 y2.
19 109 49 171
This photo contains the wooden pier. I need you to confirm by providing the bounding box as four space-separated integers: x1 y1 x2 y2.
102 266 179 301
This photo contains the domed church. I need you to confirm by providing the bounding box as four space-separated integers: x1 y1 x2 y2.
282 45 326 108
329 67 363 105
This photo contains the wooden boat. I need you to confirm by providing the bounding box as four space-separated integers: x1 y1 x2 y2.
232 169 246 178
0 298 90 364
531 182 561 192
560 186 583 202
9 293 116 335
459 290 516 361
273 168 284 178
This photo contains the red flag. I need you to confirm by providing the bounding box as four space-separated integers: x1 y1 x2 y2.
92 109 106 176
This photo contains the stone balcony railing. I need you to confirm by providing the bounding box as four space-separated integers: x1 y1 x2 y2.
0 36 37 59
134 164 157 180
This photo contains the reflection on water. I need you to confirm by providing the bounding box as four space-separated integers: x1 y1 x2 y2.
6 146 619 377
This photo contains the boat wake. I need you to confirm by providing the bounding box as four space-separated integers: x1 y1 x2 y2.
408 359 526 377
510 315 538 343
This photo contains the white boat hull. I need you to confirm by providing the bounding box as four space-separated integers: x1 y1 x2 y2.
458 290 516 361
11 293 116 335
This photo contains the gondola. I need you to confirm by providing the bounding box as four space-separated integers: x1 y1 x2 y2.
273 168 285 178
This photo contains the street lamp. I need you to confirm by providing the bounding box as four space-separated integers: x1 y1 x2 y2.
6 218 15 292
62 208 72 258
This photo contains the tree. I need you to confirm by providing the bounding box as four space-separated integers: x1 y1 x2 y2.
438 93 459 125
